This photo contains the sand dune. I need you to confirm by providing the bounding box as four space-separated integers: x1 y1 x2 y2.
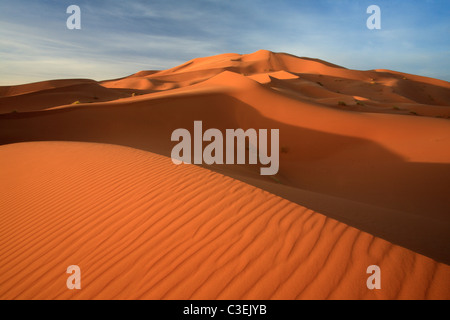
0 50 449 299
0 142 449 300
0 79 97 97
0 82 133 113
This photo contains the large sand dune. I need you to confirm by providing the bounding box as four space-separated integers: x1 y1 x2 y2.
1 142 449 299
0 50 449 299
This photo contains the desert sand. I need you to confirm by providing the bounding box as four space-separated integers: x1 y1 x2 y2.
0 50 449 299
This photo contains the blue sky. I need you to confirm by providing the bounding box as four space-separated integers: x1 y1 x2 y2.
0 0 449 85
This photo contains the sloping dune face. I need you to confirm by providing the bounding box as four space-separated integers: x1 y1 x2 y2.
0 142 449 300
100 49 450 117
1 50 450 300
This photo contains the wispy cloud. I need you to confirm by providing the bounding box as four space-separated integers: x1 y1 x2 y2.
0 0 449 85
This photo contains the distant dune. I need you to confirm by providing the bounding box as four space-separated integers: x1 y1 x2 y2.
1 50 449 299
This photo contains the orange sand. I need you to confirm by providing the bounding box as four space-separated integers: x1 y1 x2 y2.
0 50 449 299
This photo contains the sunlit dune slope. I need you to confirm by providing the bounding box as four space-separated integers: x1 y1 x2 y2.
0 142 449 300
